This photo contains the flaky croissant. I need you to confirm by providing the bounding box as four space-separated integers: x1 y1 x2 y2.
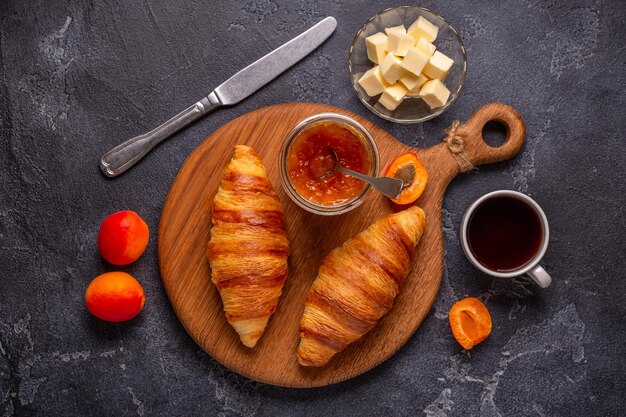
297 206 426 366
207 145 290 348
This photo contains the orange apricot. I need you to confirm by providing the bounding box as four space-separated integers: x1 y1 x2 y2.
85 272 146 322
98 211 149 265
449 297 492 350
384 152 428 205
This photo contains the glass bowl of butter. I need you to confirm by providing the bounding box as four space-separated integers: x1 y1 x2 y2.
349 6 467 124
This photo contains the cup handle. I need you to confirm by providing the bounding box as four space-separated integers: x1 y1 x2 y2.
524 265 552 288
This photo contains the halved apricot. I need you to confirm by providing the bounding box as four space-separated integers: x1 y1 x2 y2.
384 152 428 205
449 297 492 350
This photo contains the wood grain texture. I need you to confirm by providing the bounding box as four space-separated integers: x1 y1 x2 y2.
158 102 525 388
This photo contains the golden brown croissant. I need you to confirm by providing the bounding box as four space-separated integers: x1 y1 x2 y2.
297 206 426 366
207 145 290 348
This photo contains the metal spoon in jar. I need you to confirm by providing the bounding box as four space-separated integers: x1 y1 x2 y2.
325 149 405 199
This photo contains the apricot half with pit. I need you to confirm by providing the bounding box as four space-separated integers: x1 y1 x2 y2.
98 211 149 265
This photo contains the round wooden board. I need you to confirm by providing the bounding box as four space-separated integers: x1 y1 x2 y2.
158 102 525 387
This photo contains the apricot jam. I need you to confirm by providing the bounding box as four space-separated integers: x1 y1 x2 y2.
287 122 371 206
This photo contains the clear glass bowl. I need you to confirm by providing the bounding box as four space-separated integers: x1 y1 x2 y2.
279 113 379 216
348 6 467 124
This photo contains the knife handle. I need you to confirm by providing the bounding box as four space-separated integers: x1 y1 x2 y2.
99 92 221 178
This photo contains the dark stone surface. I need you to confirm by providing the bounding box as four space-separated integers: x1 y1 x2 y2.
1 0 625 416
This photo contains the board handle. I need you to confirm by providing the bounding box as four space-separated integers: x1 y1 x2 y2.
450 102 526 169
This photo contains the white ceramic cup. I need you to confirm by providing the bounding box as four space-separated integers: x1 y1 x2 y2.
460 190 552 288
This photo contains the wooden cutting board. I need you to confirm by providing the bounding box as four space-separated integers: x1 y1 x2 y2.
158 102 525 388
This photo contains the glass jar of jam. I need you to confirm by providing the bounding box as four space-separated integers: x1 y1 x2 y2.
279 113 379 215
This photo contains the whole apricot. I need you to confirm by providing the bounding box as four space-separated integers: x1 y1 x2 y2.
85 272 146 322
98 210 149 265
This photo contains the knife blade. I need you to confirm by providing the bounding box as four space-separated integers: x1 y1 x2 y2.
215 16 336 105
99 17 337 178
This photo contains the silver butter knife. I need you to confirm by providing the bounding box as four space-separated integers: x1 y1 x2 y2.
99 17 337 177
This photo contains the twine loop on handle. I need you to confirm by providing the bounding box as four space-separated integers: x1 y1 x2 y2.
443 120 475 173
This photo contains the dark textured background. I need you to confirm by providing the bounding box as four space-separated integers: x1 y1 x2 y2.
1 0 625 416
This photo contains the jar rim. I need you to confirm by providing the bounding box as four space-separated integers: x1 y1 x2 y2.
279 113 380 216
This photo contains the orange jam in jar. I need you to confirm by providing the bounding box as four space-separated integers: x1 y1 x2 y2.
287 122 371 206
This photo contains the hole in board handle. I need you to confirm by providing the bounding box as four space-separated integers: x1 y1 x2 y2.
481 121 508 149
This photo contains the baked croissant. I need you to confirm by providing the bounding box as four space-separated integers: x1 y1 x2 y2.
207 145 290 348
297 206 426 366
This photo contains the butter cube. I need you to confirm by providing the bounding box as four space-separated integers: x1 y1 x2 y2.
407 77 431 97
385 25 406 36
387 31 415 56
365 32 388 64
416 38 436 57
358 66 389 97
400 72 429 95
408 16 439 42
422 50 454 80
401 46 430 76
378 83 408 111
419 79 450 108
380 53 406 84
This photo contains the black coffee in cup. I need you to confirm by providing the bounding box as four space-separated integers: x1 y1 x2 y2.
466 196 543 272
